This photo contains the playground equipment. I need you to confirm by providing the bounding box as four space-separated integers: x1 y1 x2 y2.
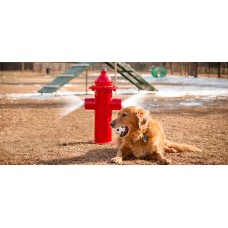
152 67 167 78
38 63 94 94
38 62 157 93
84 68 122 144
105 62 157 91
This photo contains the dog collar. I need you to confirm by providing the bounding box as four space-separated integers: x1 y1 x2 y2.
142 135 148 143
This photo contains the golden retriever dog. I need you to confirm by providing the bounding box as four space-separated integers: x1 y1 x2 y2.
110 106 202 165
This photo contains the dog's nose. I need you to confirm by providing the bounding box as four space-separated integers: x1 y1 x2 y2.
110 121 115 128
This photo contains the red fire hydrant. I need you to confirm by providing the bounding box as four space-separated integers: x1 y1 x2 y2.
85 68 122 144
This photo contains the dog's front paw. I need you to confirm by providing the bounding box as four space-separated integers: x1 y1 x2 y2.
111 157 123 165
159 158 172 165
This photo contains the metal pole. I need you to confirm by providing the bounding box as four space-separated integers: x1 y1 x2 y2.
114 62 117 86
86 70 88 94
114 62 118 94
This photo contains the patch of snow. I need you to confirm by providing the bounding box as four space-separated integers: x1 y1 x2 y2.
2 75 227 110
179 101 203 107
64 84 74 87
155 85 228 98
4 91 94 100
143 75 228 89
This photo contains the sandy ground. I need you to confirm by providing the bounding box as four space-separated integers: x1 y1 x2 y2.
0 71 228 165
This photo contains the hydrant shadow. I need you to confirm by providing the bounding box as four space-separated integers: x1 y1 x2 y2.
37 147 117 165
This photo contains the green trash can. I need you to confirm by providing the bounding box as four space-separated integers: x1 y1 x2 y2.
152 67 167 78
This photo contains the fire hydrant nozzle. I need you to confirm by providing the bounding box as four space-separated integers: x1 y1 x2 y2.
84 69 122 144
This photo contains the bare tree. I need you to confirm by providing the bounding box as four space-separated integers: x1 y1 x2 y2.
179 63 182 76
21 63 24 73
208 62 210 77
187 63 198 77
218 62 221 78
170 63 173 75
193 62 198 77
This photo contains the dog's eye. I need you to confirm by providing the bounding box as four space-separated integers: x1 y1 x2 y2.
122 113 127 117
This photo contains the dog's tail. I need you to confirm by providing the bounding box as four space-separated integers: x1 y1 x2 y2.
165 141 202 153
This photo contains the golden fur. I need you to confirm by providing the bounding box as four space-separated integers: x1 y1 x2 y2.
110 106 202 165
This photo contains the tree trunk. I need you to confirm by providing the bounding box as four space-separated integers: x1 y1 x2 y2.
208 63 210 77
170 63 173 75
185 63 187 75
188 63 193 76
0 62 4 76
179 63 182 76
188 63 198 77
21 62 24 73
193 62 198 77
218 62 221 78
187 63 191 76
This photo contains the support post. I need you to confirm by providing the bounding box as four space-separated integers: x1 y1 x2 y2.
114 62 117 94
86 70 88 94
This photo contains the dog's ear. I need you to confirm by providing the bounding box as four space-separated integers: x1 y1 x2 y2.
136 109 149 129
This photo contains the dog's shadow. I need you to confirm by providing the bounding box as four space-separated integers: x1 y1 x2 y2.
38 150 156 165
37 141 159 165
38 146 117 165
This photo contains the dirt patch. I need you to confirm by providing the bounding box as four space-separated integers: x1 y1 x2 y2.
0 97 227 165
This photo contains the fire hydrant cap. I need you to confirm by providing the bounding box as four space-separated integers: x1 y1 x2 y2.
95 68 112 85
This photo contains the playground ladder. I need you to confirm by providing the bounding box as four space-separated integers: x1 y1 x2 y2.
105 62 157 91
38 62 94 94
